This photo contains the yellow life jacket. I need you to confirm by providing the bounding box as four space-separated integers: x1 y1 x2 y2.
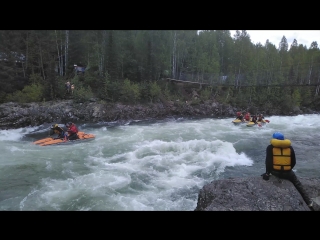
270 139 292 171
53 126 64 134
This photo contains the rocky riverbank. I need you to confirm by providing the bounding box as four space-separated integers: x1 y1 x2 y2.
0 98 318 130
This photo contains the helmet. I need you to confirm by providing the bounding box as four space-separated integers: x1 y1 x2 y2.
272 132 284 140
54 124 59 128
237 112 240 116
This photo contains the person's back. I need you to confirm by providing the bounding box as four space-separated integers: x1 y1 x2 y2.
50 124 67 140
262 132 314 210
236 112 243 121
257 114 264 122
66 122 79 140
237 114 243 121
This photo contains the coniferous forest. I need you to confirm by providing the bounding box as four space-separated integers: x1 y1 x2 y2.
1 30 320 112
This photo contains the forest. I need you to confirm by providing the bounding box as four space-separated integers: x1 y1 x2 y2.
1 30 320 111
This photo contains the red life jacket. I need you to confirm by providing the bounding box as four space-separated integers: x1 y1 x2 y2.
68 124 78 134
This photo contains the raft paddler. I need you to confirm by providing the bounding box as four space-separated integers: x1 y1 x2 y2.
235 112 244 121
66 122 79 140
49 124 68 141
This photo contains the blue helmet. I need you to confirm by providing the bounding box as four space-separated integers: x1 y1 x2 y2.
272 132 284 140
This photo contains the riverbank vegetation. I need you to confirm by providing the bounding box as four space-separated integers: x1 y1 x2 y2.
1 30 320 112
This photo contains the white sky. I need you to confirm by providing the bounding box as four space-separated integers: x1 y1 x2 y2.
230 30 320 48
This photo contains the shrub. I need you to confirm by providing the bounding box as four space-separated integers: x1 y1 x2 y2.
120 78 140 103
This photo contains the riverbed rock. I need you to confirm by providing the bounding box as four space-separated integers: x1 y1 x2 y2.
195 175 320 211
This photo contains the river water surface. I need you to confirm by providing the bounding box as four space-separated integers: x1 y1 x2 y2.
0 114 319 210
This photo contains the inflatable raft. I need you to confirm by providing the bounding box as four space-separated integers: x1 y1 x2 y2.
33 131 95 146
246 120 267 127
232 119 247 125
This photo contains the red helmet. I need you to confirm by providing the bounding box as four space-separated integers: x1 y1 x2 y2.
237 112 240 116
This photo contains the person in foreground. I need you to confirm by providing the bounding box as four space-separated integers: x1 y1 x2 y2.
66 122 79 140
261 132 314 210
50 124 68 141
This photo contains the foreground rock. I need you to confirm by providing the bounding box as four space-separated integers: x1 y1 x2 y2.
195 176 320 211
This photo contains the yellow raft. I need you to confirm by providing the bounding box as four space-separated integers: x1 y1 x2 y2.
33 131 95 146
246 120 267 127
232 119 246 125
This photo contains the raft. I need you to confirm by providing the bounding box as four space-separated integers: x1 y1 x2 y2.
246 122 256 127
232 119 246 125
33 131 95 146
246 120 267 127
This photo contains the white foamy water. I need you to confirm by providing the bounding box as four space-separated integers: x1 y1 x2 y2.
0 114 319 210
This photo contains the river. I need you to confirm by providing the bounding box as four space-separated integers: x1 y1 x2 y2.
0 114 319 210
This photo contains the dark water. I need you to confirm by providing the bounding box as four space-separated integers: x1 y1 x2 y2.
0 114 319 210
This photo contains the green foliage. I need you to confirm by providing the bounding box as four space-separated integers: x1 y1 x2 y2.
149 81 161 102
99 73 110 100
0 29 319 114
160 84 171 100
72 85 93 103
29 73 43 85
120 78 140 103
300 87 313 105
0 91 6 103
200 87 212 101
6 83 43 103
292 88 301 107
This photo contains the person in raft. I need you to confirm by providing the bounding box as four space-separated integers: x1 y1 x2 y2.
257 114 264 122
66 122 79 140
244 112 251 121
261 132 314 211
235 112 244 121
250 115 258 124
50 124 68 140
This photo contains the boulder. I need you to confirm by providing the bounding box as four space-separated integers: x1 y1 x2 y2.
195 175 320 211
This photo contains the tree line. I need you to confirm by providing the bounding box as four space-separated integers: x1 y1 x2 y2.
1 30 320 112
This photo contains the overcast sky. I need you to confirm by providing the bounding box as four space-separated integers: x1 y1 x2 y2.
229 30 320 48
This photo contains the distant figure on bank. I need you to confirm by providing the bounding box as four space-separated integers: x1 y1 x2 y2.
71 84 75 94
65 81 70 94
261 132 314 210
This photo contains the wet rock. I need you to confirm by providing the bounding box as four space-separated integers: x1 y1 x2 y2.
0 99 319 130
195 176 320 211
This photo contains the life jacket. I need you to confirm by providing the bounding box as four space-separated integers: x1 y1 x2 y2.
52 126 66 138
68 124 78 134
270 138 292 171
